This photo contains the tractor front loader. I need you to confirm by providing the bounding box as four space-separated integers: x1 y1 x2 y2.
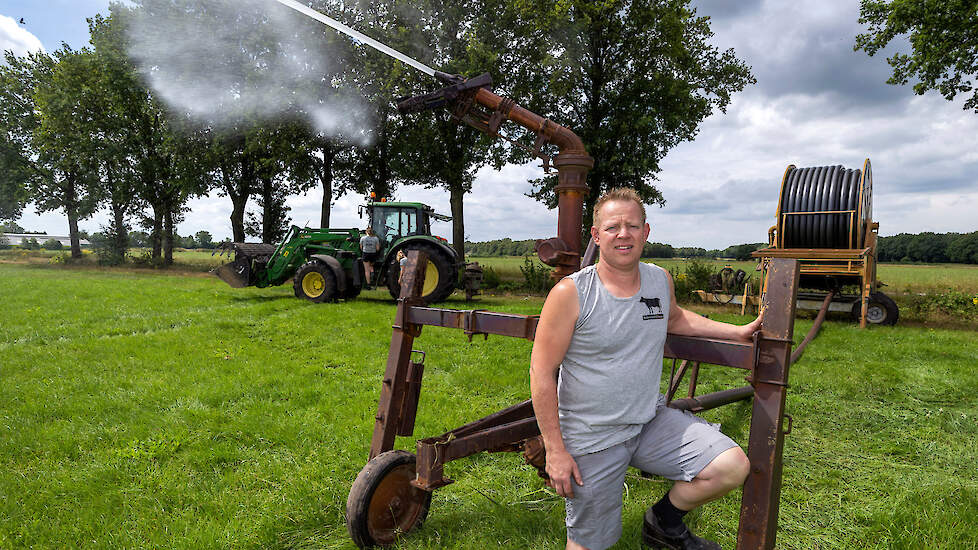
214 225 365 302
213 201 482 304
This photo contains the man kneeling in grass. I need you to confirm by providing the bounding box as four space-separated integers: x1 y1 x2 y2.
530 188 761 550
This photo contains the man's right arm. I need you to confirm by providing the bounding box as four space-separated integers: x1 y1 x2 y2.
529 278 582 498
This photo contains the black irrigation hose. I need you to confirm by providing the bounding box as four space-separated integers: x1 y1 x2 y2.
780 164 868 249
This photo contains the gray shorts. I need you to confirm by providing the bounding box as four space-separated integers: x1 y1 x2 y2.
564 396 738 550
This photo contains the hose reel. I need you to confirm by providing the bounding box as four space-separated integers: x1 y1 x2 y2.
756 158 894 326
776 159 872 249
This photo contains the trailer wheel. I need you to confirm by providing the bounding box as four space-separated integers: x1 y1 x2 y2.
346 450 432 548
852 291 899 326
293 261 337 303
387 243 455 303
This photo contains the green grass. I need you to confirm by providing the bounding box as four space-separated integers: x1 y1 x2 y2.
2 263 977 549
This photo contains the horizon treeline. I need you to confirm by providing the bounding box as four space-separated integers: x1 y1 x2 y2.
465 231 978 264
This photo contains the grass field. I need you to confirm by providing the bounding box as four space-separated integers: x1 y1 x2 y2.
6 249 977 292
1 262 976 549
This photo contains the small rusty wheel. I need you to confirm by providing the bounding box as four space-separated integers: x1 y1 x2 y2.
346 450 432 548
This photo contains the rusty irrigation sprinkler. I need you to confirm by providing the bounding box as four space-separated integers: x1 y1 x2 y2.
275 0 593 275
265 2 803 548
396 72 594 277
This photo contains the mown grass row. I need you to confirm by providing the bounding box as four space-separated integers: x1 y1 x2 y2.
1 263 976 548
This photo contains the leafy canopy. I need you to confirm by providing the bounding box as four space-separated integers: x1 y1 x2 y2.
855 0 978 112
509 0 755 228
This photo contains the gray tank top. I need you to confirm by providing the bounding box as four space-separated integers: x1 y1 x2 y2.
557 263 670 455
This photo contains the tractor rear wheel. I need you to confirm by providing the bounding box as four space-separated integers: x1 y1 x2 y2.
293 260 338 303
387 243 455 303
346 450 432 548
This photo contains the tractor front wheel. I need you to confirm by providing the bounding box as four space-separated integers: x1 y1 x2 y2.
387 243 455 304
293 261 338 303
346 450 432 548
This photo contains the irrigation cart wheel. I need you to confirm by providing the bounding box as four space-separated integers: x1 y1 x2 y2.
387 243 456 303
293 261 337 303
346 450 432 548
852 291 899 326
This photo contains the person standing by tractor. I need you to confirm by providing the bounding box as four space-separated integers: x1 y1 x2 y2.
530 188 761 550
360 227 381 287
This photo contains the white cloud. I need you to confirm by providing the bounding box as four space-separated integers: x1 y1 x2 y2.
0 15 44 58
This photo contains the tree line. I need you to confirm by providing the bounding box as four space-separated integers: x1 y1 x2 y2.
878 232 978 264
467 232 978 265
465 238 768 260
1 0 754 266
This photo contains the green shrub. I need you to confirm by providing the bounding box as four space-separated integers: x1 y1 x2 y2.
519 256 553 293
129 250 165 268
481 266 501 289
0 234 9 250
905 289 978 320
49 252 71 265
42 239 63 251
21 237 41 250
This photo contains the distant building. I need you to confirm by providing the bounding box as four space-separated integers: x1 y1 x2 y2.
1 233 91 247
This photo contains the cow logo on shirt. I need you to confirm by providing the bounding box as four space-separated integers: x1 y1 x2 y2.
640 297 664 320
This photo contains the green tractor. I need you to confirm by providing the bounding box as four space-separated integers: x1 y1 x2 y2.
213 201 477 303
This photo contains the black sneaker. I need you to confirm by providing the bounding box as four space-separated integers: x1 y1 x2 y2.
642 509 721 550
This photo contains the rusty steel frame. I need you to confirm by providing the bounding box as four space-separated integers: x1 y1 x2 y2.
366 251 801 550
361 80 802 549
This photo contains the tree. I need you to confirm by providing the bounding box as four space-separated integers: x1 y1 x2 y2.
723 242 767 261
194 230 214 249
381 0 513 262
643 242 675 258
1 221 25 233
0 48 100 258
855 0 978 112
94 6 210 265
0 147 29 222
508 0 754 231
42 238 64 250
947 232 978 264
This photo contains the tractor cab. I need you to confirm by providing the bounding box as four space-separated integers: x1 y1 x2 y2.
362 202 451 248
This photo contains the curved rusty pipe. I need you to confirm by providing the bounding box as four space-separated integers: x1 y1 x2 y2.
790 289 835 364
473 89 594 278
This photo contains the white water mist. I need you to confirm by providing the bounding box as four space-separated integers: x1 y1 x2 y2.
127 0 374 144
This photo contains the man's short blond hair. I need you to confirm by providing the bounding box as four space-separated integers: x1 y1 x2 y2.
593 188 646 226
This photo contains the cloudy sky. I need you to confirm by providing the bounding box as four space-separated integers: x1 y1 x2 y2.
2 0 977 248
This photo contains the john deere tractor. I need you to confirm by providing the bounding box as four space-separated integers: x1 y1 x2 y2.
214 201 476 303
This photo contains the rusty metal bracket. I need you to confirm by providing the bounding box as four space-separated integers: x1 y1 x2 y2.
746 376 790 388
530 120 553 172
487 97 515 136
393 297 425 337
783 414 793 435
462 309 490 342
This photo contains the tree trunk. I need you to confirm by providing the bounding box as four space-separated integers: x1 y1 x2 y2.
67 208 81 259
224 152 254 242
111 196 128 259
261 176 274 244
163 208 174 265
64 173 82 259
449 178 465 263
151 209 163 259
319 148 334 228
108 168 129 259
230 197 246 242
